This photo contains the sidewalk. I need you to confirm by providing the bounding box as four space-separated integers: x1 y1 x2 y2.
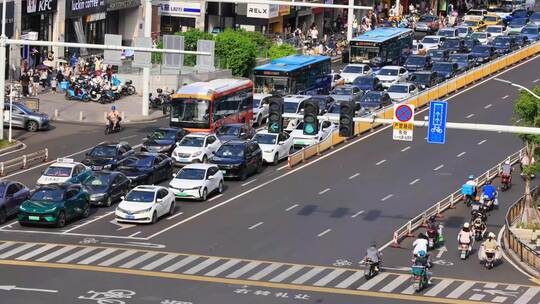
31 92 166 124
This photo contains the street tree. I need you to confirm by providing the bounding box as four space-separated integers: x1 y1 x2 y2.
269 43 298 60
514 86 540 227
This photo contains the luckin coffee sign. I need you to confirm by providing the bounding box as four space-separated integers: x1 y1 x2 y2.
247 3 278 19
69 0 106 17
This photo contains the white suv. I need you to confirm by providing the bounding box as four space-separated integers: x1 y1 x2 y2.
171 133 221 165
116 185 175 224
252 94 271 127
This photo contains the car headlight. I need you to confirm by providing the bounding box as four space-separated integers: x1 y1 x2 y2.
90 193 106 200
43 207 57 213
132 207 152 214
185 186 202 191
192 151 202 157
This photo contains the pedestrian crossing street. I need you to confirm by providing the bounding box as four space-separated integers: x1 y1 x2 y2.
0 241 539 303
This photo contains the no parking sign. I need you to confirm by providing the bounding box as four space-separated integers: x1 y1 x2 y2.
393 104 415 141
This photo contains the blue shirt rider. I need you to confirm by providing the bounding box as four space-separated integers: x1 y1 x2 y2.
482 181 497 201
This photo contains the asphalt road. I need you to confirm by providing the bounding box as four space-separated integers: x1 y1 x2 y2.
0 52 538 304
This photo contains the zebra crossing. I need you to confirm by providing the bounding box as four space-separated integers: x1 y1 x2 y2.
0 241 538 303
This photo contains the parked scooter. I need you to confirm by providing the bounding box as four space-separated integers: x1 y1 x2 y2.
65 85 90 102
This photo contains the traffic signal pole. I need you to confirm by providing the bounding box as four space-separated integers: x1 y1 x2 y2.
0 0 7 140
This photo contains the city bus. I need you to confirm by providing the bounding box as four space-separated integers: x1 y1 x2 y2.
170 79 253 132
349 28 414 68
253 55 332 95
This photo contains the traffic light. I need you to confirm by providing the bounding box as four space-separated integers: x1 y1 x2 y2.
339 100 355 137
267 96 284 133
303 99 319 135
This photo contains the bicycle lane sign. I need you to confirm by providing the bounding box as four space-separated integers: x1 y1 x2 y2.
427 100 448 144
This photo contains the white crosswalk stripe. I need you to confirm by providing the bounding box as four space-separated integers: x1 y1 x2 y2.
291 267 325 284
36 246 76 262
183 258 220 275
119 252 159 269
313 269 347 287
0 243 35 259
141 253 177 271
226 261 262 279
379 275 409 293
424 279 453 297
357 273 390 290
447 281 476 299
248 263 282 281
98 250 137 267
515 287 540 304
335 271 364 289
162 256 199 273
269 265 304 283
78 248 117 265
16 244 56 261
56 247 96 264
0 242 15 253
205 259 242 277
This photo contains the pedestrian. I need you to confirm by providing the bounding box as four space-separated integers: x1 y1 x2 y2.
30 70 39 96
19 73 30 97
361 15 371 32
39 69 48 89
370 10 378 29
352 18 359 36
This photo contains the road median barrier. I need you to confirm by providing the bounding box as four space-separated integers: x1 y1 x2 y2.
0 148 48 176
388 148 524 248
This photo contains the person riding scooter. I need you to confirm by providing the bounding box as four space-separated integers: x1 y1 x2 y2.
413 233 429 257
480 180 498 210
412 250 432 284
107 105 121 131
461 175 478 206
364 242 382 272
457 222 474 254
472 215 487 241
479 232 501 268
501 160 513 188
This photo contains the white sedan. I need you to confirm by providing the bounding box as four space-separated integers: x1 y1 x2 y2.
420 35 445 51
116 185 175 224
171 133 221 165
340 64 372 83
290 121 336 147
387 83 419 102
376 66 409 88
168 164 224 201
254 131 294 165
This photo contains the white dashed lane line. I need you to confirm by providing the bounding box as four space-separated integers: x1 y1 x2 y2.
466 114 475 118
484 104 492 109
381 194 393 201
285 204 299 212
348 173 360 179
457 152 466 158
317 229 332 237
248 222 264 230
351 210 365 218
409 178 420 185
401 146 411 152
129 232 141 237
166 212 184 220
241 179 257 187
434 164 444 171
534 79 539 83
376 159 387 166
208 194 223 201
478 139 487 145
502 95 509 99
318 188 331 195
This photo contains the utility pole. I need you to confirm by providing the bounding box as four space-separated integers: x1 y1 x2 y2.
142 0 152 117
0 0 7 140
347 0 355 41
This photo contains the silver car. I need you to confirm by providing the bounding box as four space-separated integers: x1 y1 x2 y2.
4 102 50 132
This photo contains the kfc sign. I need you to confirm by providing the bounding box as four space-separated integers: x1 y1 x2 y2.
24 0 57 14
247 4 278 19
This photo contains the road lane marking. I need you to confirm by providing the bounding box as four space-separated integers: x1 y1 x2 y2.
97 249 138 266
208 194 223 201
317 229 332 237
166 212 184 220
401 146 411 152
434 164 444 171
380 274 409 292
335 271 364 289
248 263 283 280
120 135 137 140
477 139 487 145
506 285 520 291
0 243 35 259
292 267 325 284
484 104 492 109
241 179 257 187
205 259 242 277
56 247 97 263
285 204 299 211
348 173 360 179
15 244 57 261
409 178 420 185
484 283 498 288
120 252 159 268
36 246 76 262
226 261 262 278
277 164 288 171
162 255 200 273
381 194 393 201
502 95 509 99
313 269 347 286
140 253 177 271
447 281 476 298
62 211 116 234
129 232 141 237
534 79 540 83
424 279 453 297
0 241 15 252
77 248 118 265
492 296 507 303
515 287 540 304
318 188 331 195
376 159 386 166
145 52 540 242
466 114 475 118
358 273 390 290
269 265 304 283
457 152 466 157
351 210 364 218
183 257 220 275
469 294 485 301
248 222 264 230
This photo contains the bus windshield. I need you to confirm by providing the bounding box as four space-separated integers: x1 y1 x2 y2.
254 76 289 94
171 98 210 123
350 46 379 62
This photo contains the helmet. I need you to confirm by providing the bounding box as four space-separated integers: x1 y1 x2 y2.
418 250 426 257
505 160 510 165
111 105 117 110
468 175 474 180
486 180 492 185
463 222 470 229
370 241 377 248
488 232 496 239
157 88 163 93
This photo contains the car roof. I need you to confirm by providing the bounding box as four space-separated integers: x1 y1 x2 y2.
222 139 249 145
154 127 181 132
50 158 81 168
423 35 442 39
219 123 244 128
96 141 129 148
413 71 434 75
345 63 368 67
256 130 279 135
283 95 311 103
182 163 217 170
253 93 272 99
390 82 413 86
379 65 402 69
133 185 163 192
186 132 213 137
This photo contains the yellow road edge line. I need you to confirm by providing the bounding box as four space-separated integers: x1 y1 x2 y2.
0 239 535 288
0 259 491 304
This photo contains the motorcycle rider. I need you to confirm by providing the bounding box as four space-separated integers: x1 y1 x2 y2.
107 105 121 130
472 214 487 240
462 175 478 203
412 250 432 284
479 232 501 262
480 180 498 209
413 233 429 256
457 222 474 253
426 216 443 247
364 242 382 272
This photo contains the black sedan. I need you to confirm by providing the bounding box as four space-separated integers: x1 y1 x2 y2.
470 45 498 65
82 142 134 170
491 36 518 55
358 91 392 114
404 55 432 72
448 54 475 73
210 140 263 180
431 62 458 80
115 153 173 186
0 181 30 224
463 38 481 52
80 171 131 207
427 49 450 63
410 71 442 90
310 95 335 114
352 76 384 92
215 124 256 142
509 33 529 48
141 127 188 155
440 38 467 54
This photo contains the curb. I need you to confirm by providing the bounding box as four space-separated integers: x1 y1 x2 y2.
0 141 25 155
501 226 540 282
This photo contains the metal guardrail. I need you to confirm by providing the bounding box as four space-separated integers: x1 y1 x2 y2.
0 148 48 176
286 41 540 168
505 186 540 271
389 148 525 247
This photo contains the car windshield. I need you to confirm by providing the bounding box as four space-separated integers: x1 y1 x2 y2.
522 27 539 35
472 45 490 53
253 99 261 108
378 68 398 76
125 190 155 203
438 29 455 37
449 54 468 62
467 10 483 16
388 85 408 93
510 19 527 26
485 16 498 22
422 37 438 44
150 129 176 140
215 144 244 158
216 125 240 136
343 66 364 73
119 156 153 168
464 21 478 27
406 56 426 65
471 32 487 39
457 27 469 34
81 174 110 187
531 12 540 20
428 50 446 57
361 92 382 103
433 63 453 72
327 103 340 114
179 136 204 147
31 188 65 201
284 102 300 113
254 133 278 145
44 166 72 177
493 37 511 46
354 77 374 86
512 10 528 18
419 16 435 22
486 27 502 33
332 87 353 95
443 39 461 47
89 146 117 157
14 103 32 114
412 73 430 82
176 168 205 180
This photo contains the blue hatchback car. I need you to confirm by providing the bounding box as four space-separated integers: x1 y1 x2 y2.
210 140 263 180
521 25 540 42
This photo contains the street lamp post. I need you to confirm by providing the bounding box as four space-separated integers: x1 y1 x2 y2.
494 78 540 100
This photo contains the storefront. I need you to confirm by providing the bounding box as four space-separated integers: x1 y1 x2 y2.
236 4 281 33
66 0 107 54
206 2 235 33
22 0 57 43
158 1 203 34
107 0 141 45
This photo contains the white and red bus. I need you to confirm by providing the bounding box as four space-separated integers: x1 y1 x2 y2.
170 79 253 132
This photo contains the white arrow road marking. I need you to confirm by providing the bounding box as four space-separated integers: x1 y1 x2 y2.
110 219 136 231
0 285 58 293
436 246 447 259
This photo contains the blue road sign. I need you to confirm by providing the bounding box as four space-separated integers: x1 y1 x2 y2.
427 100 448 144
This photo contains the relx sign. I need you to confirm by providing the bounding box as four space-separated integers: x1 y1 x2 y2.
24 0 58 15
246 4 278 19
